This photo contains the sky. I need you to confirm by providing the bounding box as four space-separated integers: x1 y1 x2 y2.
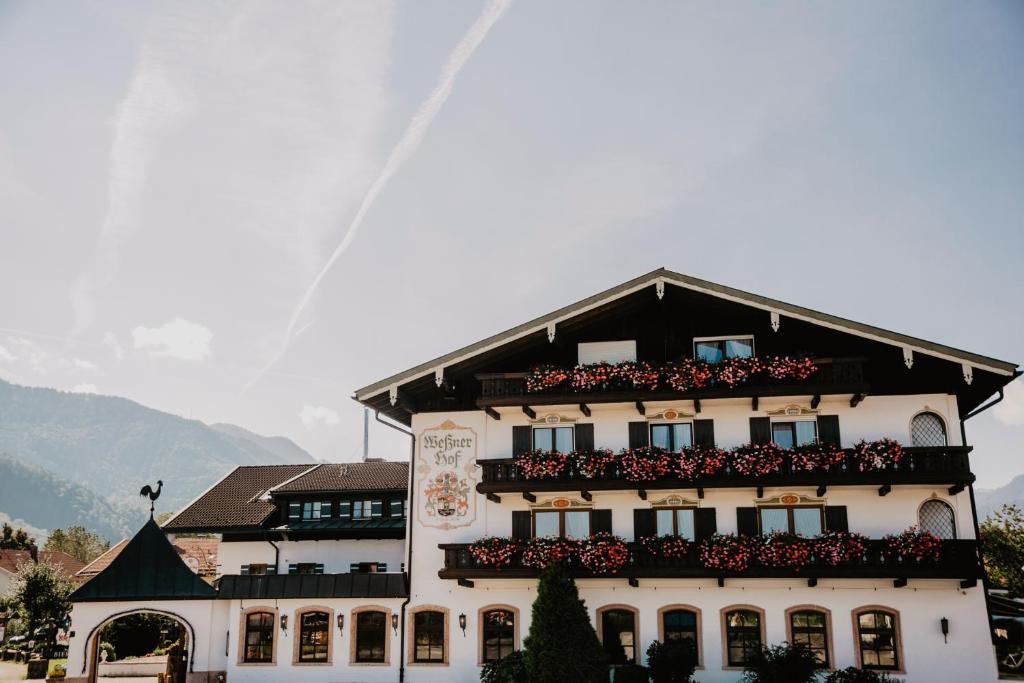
0 0 1022 488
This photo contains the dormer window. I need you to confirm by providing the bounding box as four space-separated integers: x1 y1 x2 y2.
693 336 754 364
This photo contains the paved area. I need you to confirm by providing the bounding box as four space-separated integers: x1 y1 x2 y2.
0 661 25 683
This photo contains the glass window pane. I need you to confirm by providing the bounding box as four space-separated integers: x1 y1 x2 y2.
565 511 590 539
794 508 822 536
533 428 553 451
676 509 695 540
760 508 789 534
535 512 559 537
554 427 573 453
651 425 671 450
673 424 693 449
772 422 795 449
725 338 754 359
795 421 818 446
696 341 724 364
656 509 674 536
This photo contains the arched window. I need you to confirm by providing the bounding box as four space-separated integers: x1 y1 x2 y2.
413 610 446 663
662 609 698 643
298 611 329 663
855 608 901 671
355 610 387 663
787 608 830 667
243 611 275 663
481 609 515 662
723 608 763 667
598 607 637 665
911 412 947 447
919 499 956 539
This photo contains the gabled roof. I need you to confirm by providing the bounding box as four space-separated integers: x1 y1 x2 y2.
0 549 85 579
70 518 216 602
354 268 1018 402
77 537 219 581
162 464 315 533
271 461 409 494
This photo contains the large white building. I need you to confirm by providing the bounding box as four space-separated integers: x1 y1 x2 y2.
65 269 1021 682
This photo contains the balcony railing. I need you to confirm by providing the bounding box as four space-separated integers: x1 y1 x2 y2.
438 539 982 584
476 357 867 408
477 446 973 496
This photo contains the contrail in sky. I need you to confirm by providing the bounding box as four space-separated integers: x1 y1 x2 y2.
245 0 513 389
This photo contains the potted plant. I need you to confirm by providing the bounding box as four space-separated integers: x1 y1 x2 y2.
699 534 753 572
469 537 520 569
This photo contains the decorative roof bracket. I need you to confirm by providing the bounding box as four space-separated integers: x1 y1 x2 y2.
770 310 781 332
903 347 914 369
962 363 974 385
546 322 556 343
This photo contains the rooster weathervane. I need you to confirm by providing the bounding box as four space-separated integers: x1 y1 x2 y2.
140 480 164 516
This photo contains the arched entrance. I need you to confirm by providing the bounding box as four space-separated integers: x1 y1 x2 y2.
83 609 195 683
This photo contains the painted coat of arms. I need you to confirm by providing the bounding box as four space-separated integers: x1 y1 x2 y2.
417 420 478 529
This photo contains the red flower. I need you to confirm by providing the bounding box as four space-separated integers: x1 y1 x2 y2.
521 537 577 569
853 438 905 472
815 531 868 566
469 537 520 569
514 450 569 480
730 442 786 476
699 534 753 572
755 532 812 570
884 526 942 562
578 533 630 574
641 534 690 559
620 447 673 482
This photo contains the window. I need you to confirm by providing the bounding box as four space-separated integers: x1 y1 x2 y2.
391 499 406 517
353 500 381 519
600 608 637 665
694 336 754 364
302 501 325 520
789 609 830 667
650 423 693 451
919 500 956 539
655 508 696 540
533 509 591 539
771 420 818 449
758 506 823 536
355 610 387 663
856 610 900 670
288 502 300 520
289 563 323 575
724 609 763 667
350 562 387 573
662 609 698 644
481 609 515 663
911 412 947 447
533 426 573 452
243 612 275 663
240 564 275 576
298 611 330 663
413 610 446 663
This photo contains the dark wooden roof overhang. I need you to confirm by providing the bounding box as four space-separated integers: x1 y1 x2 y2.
216 572 408 600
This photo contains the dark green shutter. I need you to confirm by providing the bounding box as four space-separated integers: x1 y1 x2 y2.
736 507 759 536
512 511 532 539
513 426 532 455
694 419 715 447
633 509 656 539
575 423 595 451
371 500 383 517
288 502 300 519
749 417 771 444
240 564 250 576
378 563 388 572
339 500 351 517
628 421 649 448
288 564 298 575
818 415 842 447
321 501 332 517
695 508 717 541
266 565 277 575
825 506 849 532
315 564 324 575
592 509 613 535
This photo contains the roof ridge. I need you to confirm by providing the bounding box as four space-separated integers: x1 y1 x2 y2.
267 463 322 493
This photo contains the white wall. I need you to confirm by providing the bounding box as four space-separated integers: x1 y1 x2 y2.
217 539 404 576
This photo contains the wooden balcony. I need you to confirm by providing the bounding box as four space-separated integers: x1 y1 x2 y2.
476 357 868 410
477 446 974 498
438 539 982 586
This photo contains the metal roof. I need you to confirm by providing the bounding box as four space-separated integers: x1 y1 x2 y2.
280 518 406 532
217 572 407 600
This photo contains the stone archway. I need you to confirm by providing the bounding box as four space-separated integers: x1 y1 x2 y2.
82 608 195 683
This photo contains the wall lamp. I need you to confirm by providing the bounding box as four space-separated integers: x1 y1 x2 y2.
280 615 288 633
337 614 345 635
391 614 399 634
940 617 949 643
459 613 467 636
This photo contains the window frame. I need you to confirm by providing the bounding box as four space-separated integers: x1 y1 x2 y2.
531 508 593 539
294 608 332 665
649 421 694 452
657 605 703 669
351 606 391 666
531 425 574 452
720 605 766 669
238 607 277 666
654 506 697 540
852 606 904 673
757 504 825 536
769 417 819 449
693 335 755 363
910 410 948 447
596 604 639 666
785 605 833 669
478 604 519 665
918 498 957 540
408 606 449 667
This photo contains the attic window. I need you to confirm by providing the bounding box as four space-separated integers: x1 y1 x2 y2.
693 336 754 363
578 340 636 365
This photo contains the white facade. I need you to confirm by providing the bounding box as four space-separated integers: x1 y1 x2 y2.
215 539 404 576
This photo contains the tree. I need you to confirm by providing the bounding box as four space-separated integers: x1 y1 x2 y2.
522 565 607 683
647 639 698 683
0 523 35 549
6 557 75 643
740 642 820 683
44 525 111 564
981 505 1024 599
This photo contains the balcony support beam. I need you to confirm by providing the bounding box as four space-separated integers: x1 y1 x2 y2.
628 578 639 588
637 489 648 501
717 577 725 588
756 486 764 498
522 492 537 503
484 407 501 421
458 578 475 588
816 485 827 497
893 578 907 588
580 490 592 502
948 483 965 496
522 405 537 420
635 400 645 416
878 484 892 497
485 492 501 504
808 578 818 588
961 578 977 589
697 487 705 500
811 394 821 409
850 393 866 408
579 403 591 417
751 396 759 411
693 399 701 414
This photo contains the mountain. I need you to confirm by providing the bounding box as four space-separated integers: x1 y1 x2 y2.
976 476 1024 519
0 378 315 536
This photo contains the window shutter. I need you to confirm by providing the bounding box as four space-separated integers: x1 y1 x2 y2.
628 421 650 448
339 500 351 517
371 500 383 517
513 426 532 455
749 417 771 444
695 508 717 541
825 506 849 532
693 419 715 447
288 502 300 519
350 563 360 573
378 563 388 572
266 565 277 575
315 564 324 575
288 564 298 575
321 501 332 517
592 509 613 535
240 564 250 576
818 415 842 447
736 507 759 536
512 511 532 540
633 509 656 539
575 423 595 451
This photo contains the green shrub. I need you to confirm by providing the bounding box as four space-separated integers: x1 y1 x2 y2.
823 668 899 683
646 639 698 683
740 642 820 683
99 641 116 662
480 650 527 683
615 664 650 683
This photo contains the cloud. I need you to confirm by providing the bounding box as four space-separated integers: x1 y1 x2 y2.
0 345 15 363
132 318 212 361
103 332 125 360
299 405 341 428
994 379 1024 427
71 384 98 394
73 358 98 371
